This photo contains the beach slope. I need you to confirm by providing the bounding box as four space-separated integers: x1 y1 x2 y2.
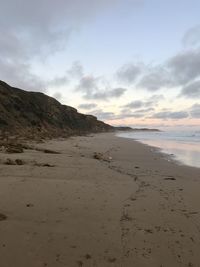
0 133 199 267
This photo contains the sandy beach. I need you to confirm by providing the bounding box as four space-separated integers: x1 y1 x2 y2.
0 132 200 267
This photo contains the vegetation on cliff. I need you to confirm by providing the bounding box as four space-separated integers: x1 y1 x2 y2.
0 81 113 138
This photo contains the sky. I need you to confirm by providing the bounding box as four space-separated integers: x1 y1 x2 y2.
1 0 200 128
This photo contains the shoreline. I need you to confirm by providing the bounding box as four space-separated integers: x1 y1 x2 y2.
117 131 200 169
0 132 200 266
116 134 181 165
120 135 200 170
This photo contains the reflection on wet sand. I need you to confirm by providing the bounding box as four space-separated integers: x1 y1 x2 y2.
139 139 200 168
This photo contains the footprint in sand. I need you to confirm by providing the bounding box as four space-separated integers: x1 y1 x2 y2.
84 254 92 260
130 197 137 202
77 260 83 266
26 203 34 207
0 214 7 221
108 257 117 263
144 229 154 234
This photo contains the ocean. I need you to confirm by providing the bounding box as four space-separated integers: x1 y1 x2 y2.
117 129 200 168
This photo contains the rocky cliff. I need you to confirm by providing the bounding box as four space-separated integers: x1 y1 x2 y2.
0 81 113 138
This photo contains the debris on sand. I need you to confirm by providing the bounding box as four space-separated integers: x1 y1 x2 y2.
4 158 16 165
5 145 24 153
34 162 55 167
34 148 61 154
15 159 25 165
43 149 60 154
93 152 112 162
120 213 132 222
93 152 103 160
4 158 25 165
0 139 62 155
164 177 176 181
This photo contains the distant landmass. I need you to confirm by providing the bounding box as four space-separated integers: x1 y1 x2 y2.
115 126 133 131
131 128 160 132
0 81 113 138
115 127 160 132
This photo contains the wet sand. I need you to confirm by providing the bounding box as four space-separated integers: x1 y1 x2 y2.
0 133 200 267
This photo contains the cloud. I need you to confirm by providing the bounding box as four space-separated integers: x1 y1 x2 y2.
137 66 171 91
77 76 99 92
0 58 46 91
122 113 145 118
48 76 69 87
151 111 189 120
78 103 97 110
124 100 143 109
91 88 126 100
135 107 155 113
76 75 126 100
147 94 165 103
46 61 84 89
167 49 200 85
123 95 164 110
135 28 200 92
136 47 200 92
106 106 156 121
0 0 123 90
180 80 200 98
189 104 200 118
182 25 200 47
119 107 154 119
116 63 141 84
90 107 152 121
0 0 121 55
68 61 84 79
91 109 116 120
52 92 63 101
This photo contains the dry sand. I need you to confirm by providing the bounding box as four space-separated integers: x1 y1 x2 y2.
0 133 200 267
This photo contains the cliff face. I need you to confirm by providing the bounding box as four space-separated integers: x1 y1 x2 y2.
0 81 113 137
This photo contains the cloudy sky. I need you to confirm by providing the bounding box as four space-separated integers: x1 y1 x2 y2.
1 0 200 128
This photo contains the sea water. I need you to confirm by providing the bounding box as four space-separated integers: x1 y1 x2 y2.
117 129 200 168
